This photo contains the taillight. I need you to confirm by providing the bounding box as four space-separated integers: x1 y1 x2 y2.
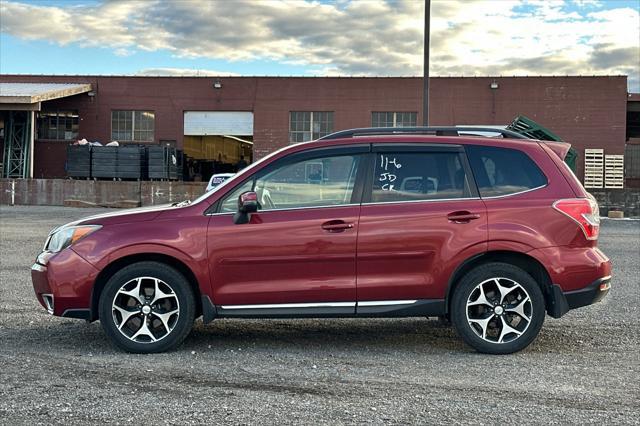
553 198 600 240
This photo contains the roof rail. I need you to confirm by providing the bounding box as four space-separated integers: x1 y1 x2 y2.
318 126 528 141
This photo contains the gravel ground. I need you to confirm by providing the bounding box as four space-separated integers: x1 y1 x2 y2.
0 205 638 425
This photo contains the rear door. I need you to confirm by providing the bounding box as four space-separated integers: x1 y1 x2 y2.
356 144 488 312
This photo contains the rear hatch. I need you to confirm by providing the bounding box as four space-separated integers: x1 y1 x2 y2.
506 115 578 173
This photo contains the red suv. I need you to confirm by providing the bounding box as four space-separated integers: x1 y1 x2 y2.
31 127 611 354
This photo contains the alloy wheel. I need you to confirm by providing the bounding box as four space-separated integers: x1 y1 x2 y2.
111 276 180 343
465 277 533 344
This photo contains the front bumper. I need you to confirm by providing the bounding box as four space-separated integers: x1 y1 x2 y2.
548 276 611 318
31 248 99 319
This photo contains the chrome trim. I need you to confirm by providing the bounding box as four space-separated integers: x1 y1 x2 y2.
219 302 356 310
362 197 480 206
600 275 612 281
219 300 425 310
479 184 548 200
42 294 54 315
357 300 417 307
208 203 361 216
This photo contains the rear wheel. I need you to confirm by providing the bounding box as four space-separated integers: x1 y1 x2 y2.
99 261 196 353
451 262 545 354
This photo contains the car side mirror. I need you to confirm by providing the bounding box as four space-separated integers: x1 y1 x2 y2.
233 191 258 224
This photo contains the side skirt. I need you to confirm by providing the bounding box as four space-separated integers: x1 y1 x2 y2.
211 299 446 319
357 299 445 317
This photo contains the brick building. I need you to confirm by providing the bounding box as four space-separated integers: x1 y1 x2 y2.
0 75 634 183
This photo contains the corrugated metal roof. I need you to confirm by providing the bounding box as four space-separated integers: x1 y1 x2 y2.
0 82 92 103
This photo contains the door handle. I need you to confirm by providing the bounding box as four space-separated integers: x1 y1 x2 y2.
447 211 481 223
321 220 354 233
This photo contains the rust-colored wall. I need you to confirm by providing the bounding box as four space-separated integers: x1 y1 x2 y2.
0 75 628 180
33 141 67 178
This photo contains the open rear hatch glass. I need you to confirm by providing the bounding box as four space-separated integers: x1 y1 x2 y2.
506 115 578 172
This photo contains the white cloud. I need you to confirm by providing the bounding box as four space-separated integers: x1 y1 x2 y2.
136 68 239 76
114 48 134 57
0 0 638 90
571 0 601 7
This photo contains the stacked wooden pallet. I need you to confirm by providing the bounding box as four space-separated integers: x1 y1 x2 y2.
584 149 604 189
604 155 624 189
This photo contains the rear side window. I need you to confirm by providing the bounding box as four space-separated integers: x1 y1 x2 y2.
370 151 472 203
467 145 547 197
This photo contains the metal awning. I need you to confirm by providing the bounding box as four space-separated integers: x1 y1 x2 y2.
1 83 91 178
0 82 92 110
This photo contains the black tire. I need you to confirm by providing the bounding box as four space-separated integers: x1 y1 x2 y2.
451 262 545 354
99 261 196 353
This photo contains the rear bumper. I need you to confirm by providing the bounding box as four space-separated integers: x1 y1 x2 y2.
548 276 611 318
527 245 611 318
565 275 611 309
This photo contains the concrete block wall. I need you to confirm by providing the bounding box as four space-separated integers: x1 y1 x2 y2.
0 179 207 208
589 189 640 218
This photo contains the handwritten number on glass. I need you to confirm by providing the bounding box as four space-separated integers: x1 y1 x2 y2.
378 155 402 191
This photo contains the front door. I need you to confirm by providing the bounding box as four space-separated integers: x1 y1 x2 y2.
356 145 488 312
206 147 367 316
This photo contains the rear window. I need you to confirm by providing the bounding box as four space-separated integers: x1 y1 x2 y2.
467 145 547 197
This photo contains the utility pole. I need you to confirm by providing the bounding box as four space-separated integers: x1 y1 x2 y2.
423 0 431 126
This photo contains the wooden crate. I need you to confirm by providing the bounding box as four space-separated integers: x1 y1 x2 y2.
584 149 604 188
604 155 624 189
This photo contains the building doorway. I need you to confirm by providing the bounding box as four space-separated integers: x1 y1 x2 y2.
182 111 253 181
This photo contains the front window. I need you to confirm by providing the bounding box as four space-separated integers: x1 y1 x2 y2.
289 111 334 143
372 112 417 128
220 154 360 212
37 110 79 140
370 151 472 203
111 110 155 142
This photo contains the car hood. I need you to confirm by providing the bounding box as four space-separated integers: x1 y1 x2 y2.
65 204 176 228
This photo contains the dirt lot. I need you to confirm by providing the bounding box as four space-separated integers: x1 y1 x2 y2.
0 206 638 425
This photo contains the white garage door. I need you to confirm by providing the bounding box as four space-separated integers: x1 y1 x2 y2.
184 111 253 136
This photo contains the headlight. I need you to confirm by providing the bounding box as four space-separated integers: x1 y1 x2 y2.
46 225 102 252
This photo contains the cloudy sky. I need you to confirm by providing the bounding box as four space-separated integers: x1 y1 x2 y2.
1 0 638 90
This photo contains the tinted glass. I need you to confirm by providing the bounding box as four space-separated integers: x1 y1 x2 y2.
220 154 360 212
219 180 253 212
37 111 79 140
370 151 471 202
467 145 547 197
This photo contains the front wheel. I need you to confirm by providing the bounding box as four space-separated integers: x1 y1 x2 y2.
451 262 545 354
99 261 196 353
